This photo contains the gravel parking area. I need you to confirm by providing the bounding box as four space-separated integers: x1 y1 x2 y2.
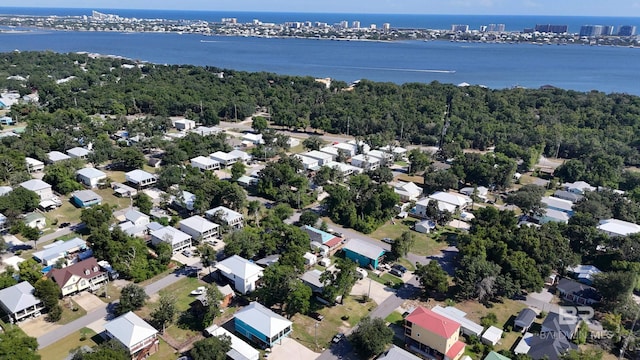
268 337 320 360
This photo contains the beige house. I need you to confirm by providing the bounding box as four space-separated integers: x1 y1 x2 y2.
48 257 109 296
404 306 466 360
104 311 159 359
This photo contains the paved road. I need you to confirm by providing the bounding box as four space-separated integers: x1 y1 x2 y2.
37 265 196 349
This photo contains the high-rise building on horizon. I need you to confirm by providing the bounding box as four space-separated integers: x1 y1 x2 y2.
352 21 360 29
382 23 391 32
535 24 568 33
451 24 469 33
618 25 637 36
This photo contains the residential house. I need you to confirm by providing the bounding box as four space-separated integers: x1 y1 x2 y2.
216 255 263 294
404 306 466 360
112 182 138 198
333 142 357 157
191 156 221 171
484 351 511 360
525 332 576 360
193 284 235 309
562 181 595 194
459 186 489 201
179 215 220 242
379 145 408 160
366 149 393 165
302 225 343 251
229 149 252 163
481 326 503 346
24 212 46 230
342 238 385 269
347 139 371 154
378 345 422 360
294 155 320 171
173 118 196 131
431 305 484 337
414 219 436 234
536 208 570 224
302 150 334 166
556 278 601 305
150 226 192 254
322 161 363 179
33 237 91 266
125 169 157 188
171 190 196 212
67 147 91 159
20 179 54 200
597 218 640 237
0 186 12 197
204 325 260 360
206 206 244 230
210 151 238 166
234 302 292 348
350 154 380 171
414 198 456 218
25 157 44 173
103 311 159 359
0 116 14 125
394 182 423 202
0 281 44 323
553 190 583 203
541 197 574 215
303 252 317 266
429 191 472 210
242 132 264 145
319 146 341 159
541 312 579 341
514 308 537 333
76 167 107 188
191 126 222 136
48 257 108 296
47 150 71 163
568 265 601 285
300 269 325 294
237 175 258 188
125 209 150 227
72 190 102 208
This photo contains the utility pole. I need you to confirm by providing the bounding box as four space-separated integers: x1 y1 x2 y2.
346 117 350 137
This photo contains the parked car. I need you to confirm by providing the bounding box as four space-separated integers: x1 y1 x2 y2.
392 264 407 273
58 222 71 228
332 333 344 343
381 237 394 244
355 267 368 279
310 312 325 321
182 250 192 257
389 268 403 277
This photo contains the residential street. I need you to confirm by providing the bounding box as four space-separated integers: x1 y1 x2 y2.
36 264 195 349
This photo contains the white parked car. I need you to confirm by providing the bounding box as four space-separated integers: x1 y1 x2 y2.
356 267 368 279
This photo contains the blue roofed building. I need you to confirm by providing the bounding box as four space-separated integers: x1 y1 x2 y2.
342 238 385 269
233 302 292 348
301 225 343 249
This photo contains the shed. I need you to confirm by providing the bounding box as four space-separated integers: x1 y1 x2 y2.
481 326 503 346
514 308 537 332
303 252 317 266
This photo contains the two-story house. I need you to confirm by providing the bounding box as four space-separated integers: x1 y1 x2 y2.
215 255 263 294
48 257 109 296
103 311 159 359
404 306 466 360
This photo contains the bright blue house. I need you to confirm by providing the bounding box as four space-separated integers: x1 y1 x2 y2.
71 190 102 208
342 238 385 269
234 302 292 348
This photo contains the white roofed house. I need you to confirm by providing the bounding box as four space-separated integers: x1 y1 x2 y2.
379 145 408 160
322 161 363 179
47 150 71 163
216 255 264 294
191 155 221 171
597 218 640 237
234 302 292 348
76 167 107 188
179 215 220 242
242 132 264 145
429 191 472 210
173 118 196 131
125 169 157 189
206 206 244 230
229 149 252 163
103 311 159 358
394 181 423 202
25 157 44 173
32 237 91 266
366 149 393 165
347 139 371 154
210 151 238 167
302 150 334 166
319 146 340 159
350 153 380 171
67 147 91 160
20 179 54 201
294 155 320 171
204 325 260 360
562 181 595 195
414 198 456 219
0 281 44 323
150 226 192 254
171 190 197 212
333 142 357 157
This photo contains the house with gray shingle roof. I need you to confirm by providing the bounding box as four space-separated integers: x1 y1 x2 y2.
0 281 44 323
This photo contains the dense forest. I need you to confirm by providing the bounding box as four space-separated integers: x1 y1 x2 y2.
2 51 640 170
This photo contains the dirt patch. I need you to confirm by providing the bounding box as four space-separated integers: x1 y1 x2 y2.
111 279 129 289
268 337 320 360
350 278 394 305
73 292 107 312
19 315 62 338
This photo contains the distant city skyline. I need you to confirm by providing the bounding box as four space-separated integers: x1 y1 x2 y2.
1 0 640 17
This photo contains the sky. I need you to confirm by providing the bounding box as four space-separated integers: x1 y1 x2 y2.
1 0 640 17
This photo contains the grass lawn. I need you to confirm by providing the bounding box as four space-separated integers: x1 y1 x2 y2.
370 218 447 257
96 281 122 303
93 187 137 210
384 311 404 326
37 328 98 360
148 339 178 360
59 298 88 325
394 174 424 184
104 170 126 183
367 271 404 288
43 200 83 226
291 296 372 351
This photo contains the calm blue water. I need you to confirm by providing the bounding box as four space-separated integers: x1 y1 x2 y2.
0 8 639 94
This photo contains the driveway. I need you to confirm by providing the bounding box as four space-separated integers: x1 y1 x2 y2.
172 251 201 266
268 337 320 360
350 278 394 305
73 292 107 313
20 315 62 338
